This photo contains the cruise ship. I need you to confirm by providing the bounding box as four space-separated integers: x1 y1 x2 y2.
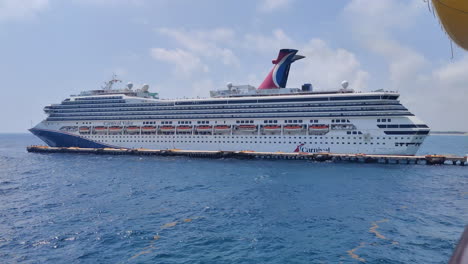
30 49 430 155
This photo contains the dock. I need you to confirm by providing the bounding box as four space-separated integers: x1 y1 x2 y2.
26 146 467 166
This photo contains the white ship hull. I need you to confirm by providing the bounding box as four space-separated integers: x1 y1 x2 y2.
31 116 428 155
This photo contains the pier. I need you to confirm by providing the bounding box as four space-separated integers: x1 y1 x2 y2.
26 146 467 166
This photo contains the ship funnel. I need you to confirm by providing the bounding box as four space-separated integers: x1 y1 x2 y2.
258 49 305 90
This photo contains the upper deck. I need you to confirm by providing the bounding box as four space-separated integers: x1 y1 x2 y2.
209 84 357 98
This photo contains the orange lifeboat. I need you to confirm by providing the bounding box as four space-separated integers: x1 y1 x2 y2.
160 125 176 132
177 126 193 131
79 126 90 134
308 125 329 134
237 125 257 131
214 125 231 132
196 125 213 131
309 125 329 130
284 125 303 132
141 126 157 132
263 125 281 131
93 126 107 134
124 126 140 134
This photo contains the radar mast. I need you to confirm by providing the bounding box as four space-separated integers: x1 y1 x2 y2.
102 73 122 90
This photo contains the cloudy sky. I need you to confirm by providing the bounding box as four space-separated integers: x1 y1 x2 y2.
0 0 467 133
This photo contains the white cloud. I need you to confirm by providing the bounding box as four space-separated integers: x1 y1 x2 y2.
243 29 295 53
402 55 468 131
433 56 468 86
150 48 209 75
291 39 369 91
0 0 48 21
156 27 239 67
151 26 369 97
344 0 421 32
72 0 145 6
258 0 293 13
191 79 216 98
343 0 468 131
243 29 369 90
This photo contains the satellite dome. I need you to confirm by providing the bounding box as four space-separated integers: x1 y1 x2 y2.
142 84 149 92
227 82 233 88
341 80 349 89
127 82 133 89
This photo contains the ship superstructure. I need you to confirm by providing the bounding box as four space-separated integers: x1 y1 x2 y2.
30 49 430 155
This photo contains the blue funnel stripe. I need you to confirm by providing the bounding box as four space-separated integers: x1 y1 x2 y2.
273 51 296 88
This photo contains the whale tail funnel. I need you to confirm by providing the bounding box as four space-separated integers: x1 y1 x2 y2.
258 49 305 90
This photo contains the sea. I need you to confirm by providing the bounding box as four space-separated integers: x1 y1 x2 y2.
0 133 466 264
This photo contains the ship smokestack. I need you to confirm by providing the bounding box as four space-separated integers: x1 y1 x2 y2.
258 49 305 90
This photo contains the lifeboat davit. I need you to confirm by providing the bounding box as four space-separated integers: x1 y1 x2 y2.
432 0 468 51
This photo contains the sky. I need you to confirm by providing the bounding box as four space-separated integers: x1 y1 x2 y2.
0 0 467 133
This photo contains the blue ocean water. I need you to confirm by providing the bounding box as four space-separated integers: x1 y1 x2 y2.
0 134 466 263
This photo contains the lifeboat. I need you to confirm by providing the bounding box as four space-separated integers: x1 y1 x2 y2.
93 126 107 134
124 126 140 134
309 125 329 130
283 125 303 132
308 125 329 134
177 126 193 132
214 125 231 132
141 126 157 133
108 126 123 134
263 125 281 131
237 125 257 132
79 126 90 134
160 125 176 132
196 125 213 132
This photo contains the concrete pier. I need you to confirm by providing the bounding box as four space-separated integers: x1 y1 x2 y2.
26 146 467 166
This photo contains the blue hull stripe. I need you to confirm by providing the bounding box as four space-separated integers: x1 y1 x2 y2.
29 128 119 148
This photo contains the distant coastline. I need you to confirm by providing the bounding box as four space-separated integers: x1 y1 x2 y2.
430 131 467 136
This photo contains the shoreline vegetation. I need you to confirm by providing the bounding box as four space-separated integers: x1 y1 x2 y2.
430 131 467 135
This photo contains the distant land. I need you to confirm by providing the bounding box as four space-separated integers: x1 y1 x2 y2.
430 131 467 135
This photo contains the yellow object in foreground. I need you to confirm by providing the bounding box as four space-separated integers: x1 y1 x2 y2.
432 0 468 51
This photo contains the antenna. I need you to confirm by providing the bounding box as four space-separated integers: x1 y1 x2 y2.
102 73 122 90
